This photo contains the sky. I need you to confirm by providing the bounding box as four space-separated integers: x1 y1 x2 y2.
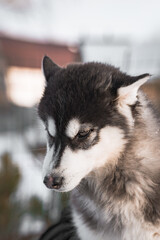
0 0 160 43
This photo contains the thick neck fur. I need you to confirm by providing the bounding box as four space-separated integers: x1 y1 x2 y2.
71 92 160 237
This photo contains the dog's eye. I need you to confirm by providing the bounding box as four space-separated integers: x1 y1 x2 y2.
77 129 93 139
47 131 55 139
47 131 55 147
45 128 54 138
45 128 55 142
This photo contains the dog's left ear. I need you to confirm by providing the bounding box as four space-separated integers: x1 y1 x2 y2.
118 74 151 105
42 56 60 83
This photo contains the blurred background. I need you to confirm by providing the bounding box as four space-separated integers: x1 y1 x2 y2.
0 0 160 239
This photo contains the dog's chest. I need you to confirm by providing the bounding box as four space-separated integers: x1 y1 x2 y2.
72 194 122 239
72 195 158 240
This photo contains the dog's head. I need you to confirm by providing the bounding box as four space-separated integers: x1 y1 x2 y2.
38 56 150 192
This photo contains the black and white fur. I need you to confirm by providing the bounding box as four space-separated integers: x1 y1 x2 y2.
38 56 160 240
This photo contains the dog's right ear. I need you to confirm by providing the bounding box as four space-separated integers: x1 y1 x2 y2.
42 56 60 83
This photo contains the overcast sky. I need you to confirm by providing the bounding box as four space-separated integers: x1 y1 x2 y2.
0 0 160 43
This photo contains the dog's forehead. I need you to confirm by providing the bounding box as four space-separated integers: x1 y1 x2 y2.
38 62 123 128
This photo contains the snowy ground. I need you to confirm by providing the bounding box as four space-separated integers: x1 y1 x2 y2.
0 124 50 202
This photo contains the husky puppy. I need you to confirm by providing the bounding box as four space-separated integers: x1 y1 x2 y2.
38 56 160 240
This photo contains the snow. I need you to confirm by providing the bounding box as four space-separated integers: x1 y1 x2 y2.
0 127 50 203
19 214 44 235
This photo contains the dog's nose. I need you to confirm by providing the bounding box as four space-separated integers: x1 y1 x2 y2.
43 176 64 189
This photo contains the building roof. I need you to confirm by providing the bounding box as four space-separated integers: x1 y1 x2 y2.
0 35 81 68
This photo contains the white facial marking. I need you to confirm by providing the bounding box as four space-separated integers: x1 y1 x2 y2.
52 143 61 167
42 143 54 179
48 117 56 137
42 142 62 179
57 126 126 192
66 118 80 138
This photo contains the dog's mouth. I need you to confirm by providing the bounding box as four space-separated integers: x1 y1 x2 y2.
44 184 78 193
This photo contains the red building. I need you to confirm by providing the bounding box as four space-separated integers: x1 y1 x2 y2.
0 35 81 108
0 35 81 68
